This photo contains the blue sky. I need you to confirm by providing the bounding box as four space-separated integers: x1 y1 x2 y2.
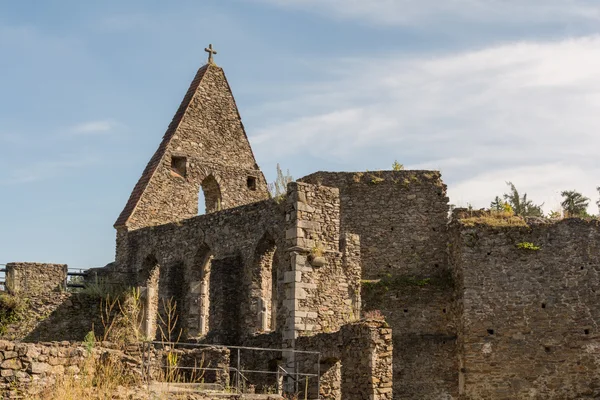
2 0 600 268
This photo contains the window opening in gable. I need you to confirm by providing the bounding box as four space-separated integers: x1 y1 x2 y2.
171 156 187 177
247 176 257 191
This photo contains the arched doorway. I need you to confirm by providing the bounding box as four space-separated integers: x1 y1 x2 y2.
198 175 222 214
186 243 213 337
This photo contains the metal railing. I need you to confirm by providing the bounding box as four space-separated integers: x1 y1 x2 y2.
141 341 321 398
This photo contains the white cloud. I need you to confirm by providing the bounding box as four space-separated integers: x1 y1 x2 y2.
249 36 600 214
255 0 600 27
70 120 115 135
1 155 100 185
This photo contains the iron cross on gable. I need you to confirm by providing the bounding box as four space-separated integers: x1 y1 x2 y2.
205 44 217 64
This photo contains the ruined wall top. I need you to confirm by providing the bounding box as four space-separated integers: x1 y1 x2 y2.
5 262 67 296
115 63 269 231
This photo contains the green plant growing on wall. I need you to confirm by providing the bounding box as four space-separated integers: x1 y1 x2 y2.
268 163 293 200
352 172 364 183
0 294 27 335
392 160 404 171
370 175 384 185
516 242 541 251
548 210 562 219
84 330 96 355
499 182 544 217
310 242 325 257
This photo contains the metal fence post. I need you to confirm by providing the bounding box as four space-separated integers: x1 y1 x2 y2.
295 361 299 395
317 353 321 399
237 348 241 393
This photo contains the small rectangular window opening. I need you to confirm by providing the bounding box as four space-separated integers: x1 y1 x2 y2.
247 176 257 191
171 156 187 177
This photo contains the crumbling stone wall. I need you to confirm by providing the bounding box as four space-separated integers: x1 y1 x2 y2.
5 263 67 295
296 319 393 400
114 64 269 232
300 172 455 399
115 199 286 343
281 182 361 342
0 340 141 392
362 281 457 399
299 170 449 278
450 218 600 399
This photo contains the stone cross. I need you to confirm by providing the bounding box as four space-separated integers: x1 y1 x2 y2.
205 44 217 64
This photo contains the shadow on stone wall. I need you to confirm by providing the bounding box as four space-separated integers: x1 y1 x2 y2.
20 293 104 343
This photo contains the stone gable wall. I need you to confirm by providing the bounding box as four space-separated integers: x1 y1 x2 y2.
120 65 269 231
450 218 600 399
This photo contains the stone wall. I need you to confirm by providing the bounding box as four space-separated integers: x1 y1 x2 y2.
281 182 362 343
299 170 449 279
0 293 106 342
450 218 600 399
362 281 457 399
5 263 67 295
0 340 140 392
296 319 393 400
300 171 455 399
115 198 286 343
115 64 269 232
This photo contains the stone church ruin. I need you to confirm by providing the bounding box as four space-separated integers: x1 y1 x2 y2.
3 47 600 400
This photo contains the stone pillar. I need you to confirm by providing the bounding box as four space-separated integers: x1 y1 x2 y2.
340 320 394 400
199 280 208 335
259 297 268 331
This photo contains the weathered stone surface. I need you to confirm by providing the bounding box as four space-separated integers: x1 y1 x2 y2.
450 218 600 399
5 263 67 295
114 64 269 233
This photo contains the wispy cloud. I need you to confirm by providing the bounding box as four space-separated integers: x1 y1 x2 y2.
69 120 116 135
249 35 600 213
255 0 600 27
1 155 100 185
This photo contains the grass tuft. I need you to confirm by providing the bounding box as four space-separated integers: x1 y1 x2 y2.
461 210 528 227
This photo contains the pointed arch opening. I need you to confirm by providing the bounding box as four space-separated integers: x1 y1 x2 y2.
157 261 185 341
248 233 278 333
186 243 213 337
198 175 222 214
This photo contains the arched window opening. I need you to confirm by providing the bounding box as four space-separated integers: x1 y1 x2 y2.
186 243 213 337
198 175 222 215
156 261 185 341
250 233 277 333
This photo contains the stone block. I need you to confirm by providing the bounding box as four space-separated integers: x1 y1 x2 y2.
29 362 50 375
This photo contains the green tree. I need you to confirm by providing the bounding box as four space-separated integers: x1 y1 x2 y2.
596 187 600 214
502 182 544 217
268 163 293 198
490 196 504 211
560 190 590 217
